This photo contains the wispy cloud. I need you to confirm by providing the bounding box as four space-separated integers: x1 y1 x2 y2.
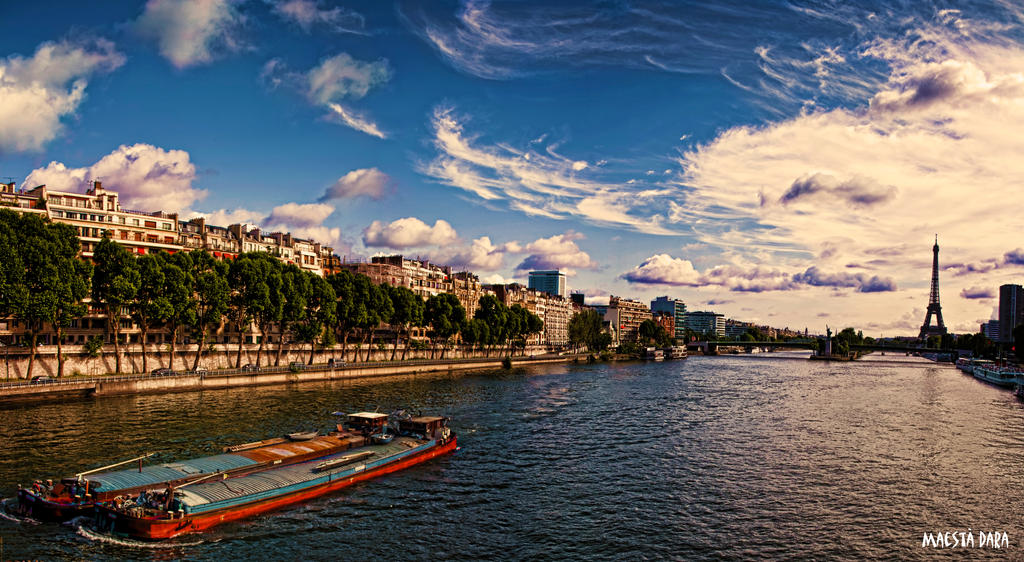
269 0 365 34
400 0 850 88
421 106 676 235
325 103 386 139
262 53 390 138
0 39 124 151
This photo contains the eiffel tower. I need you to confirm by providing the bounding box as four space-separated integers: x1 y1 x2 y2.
919 235 948 340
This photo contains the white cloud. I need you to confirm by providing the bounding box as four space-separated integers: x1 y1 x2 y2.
24 144 207 213
482 272 519 285
515 231 597 274
191 207 264 226
134 0 246 69
621 254 702 286
194 203 342 248
362 217 458 248
320 167 392 201
0 39 125 152
434 236 510 271
271 0 365 33
265 202 335 229
622 254 895 293
660 20 1024 329
305 53 390 105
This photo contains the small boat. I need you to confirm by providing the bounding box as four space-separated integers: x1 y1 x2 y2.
644 347 664 361
15 432 363 522
664 346 688 360
371 431 394 445
287 431 319 441
94 414 456 540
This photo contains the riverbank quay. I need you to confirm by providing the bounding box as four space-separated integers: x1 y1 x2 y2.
0 355 576 405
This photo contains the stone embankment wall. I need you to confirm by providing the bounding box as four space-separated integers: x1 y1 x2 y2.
0 343 550 380
0 355 574 404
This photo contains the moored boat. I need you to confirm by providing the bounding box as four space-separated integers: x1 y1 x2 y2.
972 363 1023 388
665 346 688 360
644 347 664 361
15 431 366 522
93 413 455 540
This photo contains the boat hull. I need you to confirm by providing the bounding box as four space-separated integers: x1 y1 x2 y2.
973 366 1020 388
13 490 93 522
17 433 366 521
98 435 457 540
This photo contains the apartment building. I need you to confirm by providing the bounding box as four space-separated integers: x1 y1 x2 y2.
486 284 574 348
30 182 180 257
603 295 653 345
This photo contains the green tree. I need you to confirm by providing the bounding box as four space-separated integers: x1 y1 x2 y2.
425 293 466 359
327 270 359 362
525 310 544 353
568 309 605 352
462 317 490 355
276 264 309 366
0 210 23 318
294 273 336 364
359 279 392 362
162 255 196 372
475 294 508 357
93 236 140 374
0 213 92 377
51 237 92 377
638 319 665 347
188 251 229 371
386 284 424 360
227 254 272 368
132 253 173 373
253 256 283 367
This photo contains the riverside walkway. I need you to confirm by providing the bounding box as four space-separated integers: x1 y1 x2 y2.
0 354 574 405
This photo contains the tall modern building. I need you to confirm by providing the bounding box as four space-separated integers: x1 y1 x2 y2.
683 311 726 338
528 270 566 298
650 296 687 339
981 320 1000 341
998 284 1024 343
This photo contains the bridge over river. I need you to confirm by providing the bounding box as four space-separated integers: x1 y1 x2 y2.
689 340 947 355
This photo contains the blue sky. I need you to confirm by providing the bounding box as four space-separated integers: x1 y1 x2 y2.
3 0 1024 335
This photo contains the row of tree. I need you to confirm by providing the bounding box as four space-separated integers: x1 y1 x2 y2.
0 210 548 377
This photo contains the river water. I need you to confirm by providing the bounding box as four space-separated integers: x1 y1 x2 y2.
1 353 1022 560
